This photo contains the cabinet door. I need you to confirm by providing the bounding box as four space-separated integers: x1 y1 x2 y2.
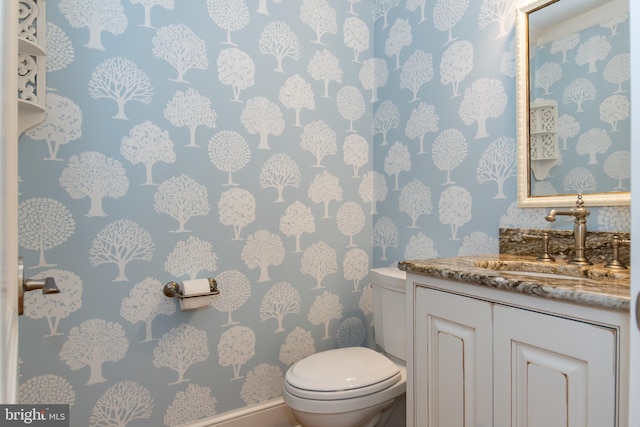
414 287 493 427
493 305 617 427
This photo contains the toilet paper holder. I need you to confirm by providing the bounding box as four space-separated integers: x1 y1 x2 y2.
163 278 220 299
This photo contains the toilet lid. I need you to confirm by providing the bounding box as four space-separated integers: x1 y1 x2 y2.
285 347 400 393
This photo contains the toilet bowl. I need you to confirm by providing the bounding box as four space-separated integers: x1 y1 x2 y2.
283 267 407 427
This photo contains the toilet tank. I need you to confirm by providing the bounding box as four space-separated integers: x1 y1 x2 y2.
370 267 406 362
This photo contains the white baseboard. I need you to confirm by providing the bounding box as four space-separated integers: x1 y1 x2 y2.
185 398 300 427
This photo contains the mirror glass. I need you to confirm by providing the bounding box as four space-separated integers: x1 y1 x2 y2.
516 0 630 207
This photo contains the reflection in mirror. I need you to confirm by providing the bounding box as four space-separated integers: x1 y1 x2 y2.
516 0 631 207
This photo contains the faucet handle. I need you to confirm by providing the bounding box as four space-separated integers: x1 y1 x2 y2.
604 234 630 270
522 232 555 262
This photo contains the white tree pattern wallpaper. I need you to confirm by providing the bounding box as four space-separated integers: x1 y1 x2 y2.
17 0 631 426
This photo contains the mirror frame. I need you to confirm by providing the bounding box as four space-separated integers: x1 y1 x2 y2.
515 0 631 207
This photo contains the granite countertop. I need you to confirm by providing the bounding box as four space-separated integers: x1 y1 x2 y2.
398 254 630 312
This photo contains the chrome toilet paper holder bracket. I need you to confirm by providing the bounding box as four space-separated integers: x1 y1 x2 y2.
163 278 219 299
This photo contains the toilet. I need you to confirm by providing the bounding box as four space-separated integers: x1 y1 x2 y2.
283 267 407 427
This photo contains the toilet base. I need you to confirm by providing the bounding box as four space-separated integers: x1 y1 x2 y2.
289 396 401 427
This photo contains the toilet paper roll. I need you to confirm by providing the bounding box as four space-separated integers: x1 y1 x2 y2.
179 279 212 311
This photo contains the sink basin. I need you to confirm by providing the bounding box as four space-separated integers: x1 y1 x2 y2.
474 259 630 282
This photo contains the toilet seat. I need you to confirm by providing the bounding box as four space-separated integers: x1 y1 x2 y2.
285 347 401 401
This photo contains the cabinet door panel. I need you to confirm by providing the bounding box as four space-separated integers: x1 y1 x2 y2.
494 305 616 427
415 287 493 427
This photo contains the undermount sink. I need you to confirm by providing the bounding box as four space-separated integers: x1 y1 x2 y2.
474 259 630 283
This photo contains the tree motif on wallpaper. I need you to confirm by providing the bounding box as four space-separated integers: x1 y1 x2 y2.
25 93 82 161
405 102 439 154
279 327 316 366
404 232 438 260
46 23 74 76
373 100 399 146
279 74 316 127
458 231 498 256
258 21 301 72
256 0 283 16
533 180 557 197
439 186 472 240
307 48 343 98
19 198 75 269
60 151 129 217
88 57 154 120
600 94 629 132
476 136 516 199
336 202 365 247
344 16 369 62
308 171 343 218
218 188 256 240
604 151 631 189
385 18 412 70
576 128 611 164
550 33 580 64
372 216 398 261
59 319 129 385
154 175 210 232
24 269 82 337
576 35 611 74
153 324 209 384
562 78 596 113
384 141 411 190
211 270 251 327
208 131 251 186
152 24 208 83
241 96 285 149
218 326 256 380
534 62 562 95
499 202 549 229
602 14 628 36
343 134 369 178
59 0 127 50
241 364 284 405
301 120 337 167
89 381 153 427
279 201 315 253
373 0 399 29
164 384 217 427
259 153 302 203
343 248 369 292
300 241 337 289
459 78 507 139
597 206 631 232
337 317 366 347
558 114 580 150
360 58 388 102
300 0 338 45
207 0 250 46
399 179 432 229
217 48 255 102
359 171 387 215
603 53 630 92
241 230 285 282
164 88 218 148
19 374 75 406
308 290 343 340
165 236 218 280
440 40 473 98
89 219 155 282
563 167 597 194
259 282 301 333
359 283 374 326
120 277 176 342
336 85 366 132
433 0 468 44
129 0 175 29
407 0 428 23
478 0 516 39
120 121 176 186
500 38 516 78
400 50 433 102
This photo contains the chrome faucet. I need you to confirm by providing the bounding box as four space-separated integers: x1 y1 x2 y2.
544 194 592 265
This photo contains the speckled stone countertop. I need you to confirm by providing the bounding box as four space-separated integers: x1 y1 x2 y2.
398 254 630 312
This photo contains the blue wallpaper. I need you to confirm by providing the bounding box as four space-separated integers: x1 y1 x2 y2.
17 0 631 426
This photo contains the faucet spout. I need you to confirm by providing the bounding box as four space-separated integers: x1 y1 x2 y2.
544 194 592 265
544 209 576 222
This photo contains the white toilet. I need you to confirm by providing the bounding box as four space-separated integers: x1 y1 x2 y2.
283 267 407 427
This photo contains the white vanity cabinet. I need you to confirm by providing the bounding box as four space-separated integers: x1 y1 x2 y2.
407 274 629 427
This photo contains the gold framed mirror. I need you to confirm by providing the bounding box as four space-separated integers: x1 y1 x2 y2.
515 0 630 207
